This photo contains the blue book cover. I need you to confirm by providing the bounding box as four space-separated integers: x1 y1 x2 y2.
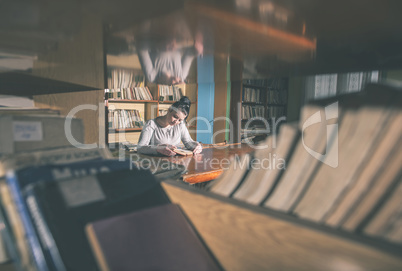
0 202 17 266
6 171 50 271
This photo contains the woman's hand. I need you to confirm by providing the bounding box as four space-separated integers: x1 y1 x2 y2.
193 143 202 155
156 144 177 156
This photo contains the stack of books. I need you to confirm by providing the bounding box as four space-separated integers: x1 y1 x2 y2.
241 105 265 119
107 69 145 89
108 109 144 129
242 88 262 103
159 85 183 101
105 87 153 101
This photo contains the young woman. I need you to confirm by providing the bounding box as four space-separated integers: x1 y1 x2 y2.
137 96 202 156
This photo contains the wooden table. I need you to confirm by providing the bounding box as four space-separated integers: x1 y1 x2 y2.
131 144 255 184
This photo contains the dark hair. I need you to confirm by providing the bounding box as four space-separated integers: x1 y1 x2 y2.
170 96 191 118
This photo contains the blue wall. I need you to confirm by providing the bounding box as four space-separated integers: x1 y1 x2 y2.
196 55 214 144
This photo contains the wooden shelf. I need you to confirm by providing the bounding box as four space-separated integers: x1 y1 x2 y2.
109 128 143 133
242 84 272 89
241 118 267 122
241 102 264 105
0 72 99 96
108 99 158 103
159 100 197 104
266 103 286 106
159 100 180 104
107 66 143 73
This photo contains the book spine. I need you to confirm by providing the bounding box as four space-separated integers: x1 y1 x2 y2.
6 171 49 271
25 186 66 271
0 203 14 265
0 182 33 271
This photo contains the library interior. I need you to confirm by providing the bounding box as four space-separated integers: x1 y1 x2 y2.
1 0 402 270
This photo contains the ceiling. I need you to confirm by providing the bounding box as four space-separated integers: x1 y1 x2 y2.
1 0 402 83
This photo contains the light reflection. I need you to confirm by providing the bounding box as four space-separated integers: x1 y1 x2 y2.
259 1 290 29
137 34 203 85
328 258 365 271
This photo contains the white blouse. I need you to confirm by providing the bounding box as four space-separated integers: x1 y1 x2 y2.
137 119 198 155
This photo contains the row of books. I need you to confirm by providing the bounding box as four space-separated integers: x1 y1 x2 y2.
242 105 265 120
242 88 287 105
159 85 183 101
242 88 262 103
105 87 153 101
243 77 288 90
107 68 145 89
208 83 402 247
267 106 286 119
0 109 222 271
108 109 144 129
267 89 287 105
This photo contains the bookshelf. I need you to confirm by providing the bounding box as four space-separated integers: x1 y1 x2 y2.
2 3 401 270
233 78 288 143
201 84 402 270
105 65 198 146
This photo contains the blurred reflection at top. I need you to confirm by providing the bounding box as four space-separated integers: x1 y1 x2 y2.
258 1 290 30
137 32 203 85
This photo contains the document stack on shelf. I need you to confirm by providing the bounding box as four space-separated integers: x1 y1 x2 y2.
108 109 144 129
107 68 145 89
242 87 262 103
0 107 85 155
159 85 183 101
105 87 153 101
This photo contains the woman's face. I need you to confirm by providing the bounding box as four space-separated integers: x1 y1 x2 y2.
166 109 186 126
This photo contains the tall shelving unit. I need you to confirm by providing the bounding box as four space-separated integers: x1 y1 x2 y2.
105 66 158 145
232 77 288 143
105 62 198 146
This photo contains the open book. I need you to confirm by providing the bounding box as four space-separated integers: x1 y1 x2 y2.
173 148 193 156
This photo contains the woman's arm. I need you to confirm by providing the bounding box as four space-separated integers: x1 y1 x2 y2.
137 120 176 156
138 49 158 83
137 121 159 155
180 122 202 154
181 41 203 81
